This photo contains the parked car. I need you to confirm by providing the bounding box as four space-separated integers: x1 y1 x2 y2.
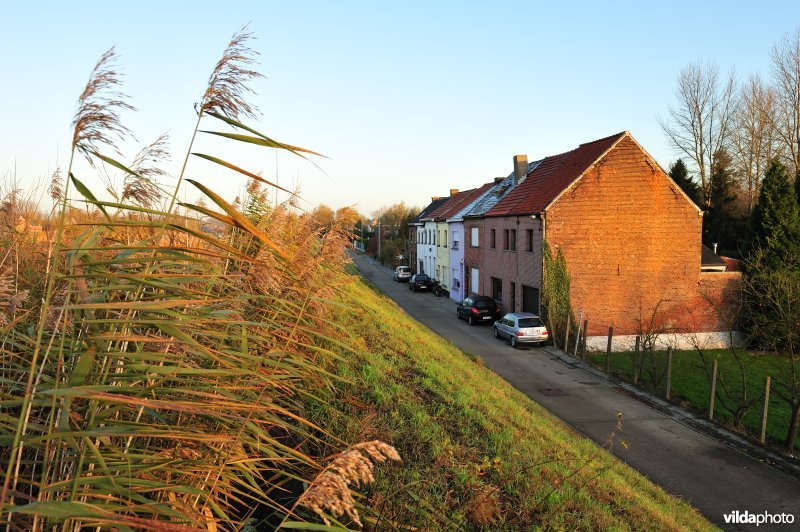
409 273 433 292
493 312 549 347
393 266 412 282
456 295 502 325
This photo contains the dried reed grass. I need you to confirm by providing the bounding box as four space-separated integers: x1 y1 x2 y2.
71 46 135 160
297 440 400 527
199 25 263 120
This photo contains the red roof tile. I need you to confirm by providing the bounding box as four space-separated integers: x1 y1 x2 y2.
485 132 627 217
438 183 494 220
424 188 477 221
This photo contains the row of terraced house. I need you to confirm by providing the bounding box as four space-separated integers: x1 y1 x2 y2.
408 131 741 350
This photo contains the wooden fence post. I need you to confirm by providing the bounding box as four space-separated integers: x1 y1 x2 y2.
564 313 571 352
605 326 613 373
760 376 771 445
665 347 673 400
581 319 588 360
708 359 718 420
633 335 641 384
573 310 582 358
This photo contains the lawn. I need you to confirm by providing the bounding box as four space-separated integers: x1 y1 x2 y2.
302 265 716 530
585 348 798 451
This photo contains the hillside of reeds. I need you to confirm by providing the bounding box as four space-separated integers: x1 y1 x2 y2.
0 27 714 530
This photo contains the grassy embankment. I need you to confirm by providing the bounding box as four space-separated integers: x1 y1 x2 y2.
307 265 716 530
585 349 797 451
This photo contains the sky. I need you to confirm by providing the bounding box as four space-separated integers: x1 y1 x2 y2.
2 1 800 216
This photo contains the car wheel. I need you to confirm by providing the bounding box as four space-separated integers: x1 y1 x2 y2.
456 309 461 320
468 315 474 326
493 327 499 338
511 336 518 348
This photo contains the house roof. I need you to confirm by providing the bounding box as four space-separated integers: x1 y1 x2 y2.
436 185 494 221
484 132 627 217
423 189 476 222
462 160 544 218
429 188 479 221
701 245 727 268
447 182 495 221
410 197 449 224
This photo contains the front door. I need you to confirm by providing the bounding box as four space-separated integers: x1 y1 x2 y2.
522 285 539 314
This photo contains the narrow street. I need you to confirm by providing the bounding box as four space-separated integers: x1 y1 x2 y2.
352 252 800 530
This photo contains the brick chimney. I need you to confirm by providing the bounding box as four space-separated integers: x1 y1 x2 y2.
513 155 528 185
431 196 442 201
494 177 504 184
450 188 459 196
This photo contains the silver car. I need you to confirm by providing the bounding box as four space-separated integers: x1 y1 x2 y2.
393 266 412 282
493 312 549 348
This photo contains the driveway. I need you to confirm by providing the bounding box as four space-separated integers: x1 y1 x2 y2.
352 253 800 530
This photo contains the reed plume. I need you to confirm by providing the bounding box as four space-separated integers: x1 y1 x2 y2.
122 132 171 207
198 25 263 120
48 167 63 204
297 440 400 527
71 46 135 161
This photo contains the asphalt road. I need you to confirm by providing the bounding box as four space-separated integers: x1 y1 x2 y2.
352 253 800 530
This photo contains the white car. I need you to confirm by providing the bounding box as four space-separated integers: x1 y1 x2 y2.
393 266 412 282
493 312 549 348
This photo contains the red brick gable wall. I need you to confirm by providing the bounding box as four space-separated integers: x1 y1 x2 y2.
545 135 735 335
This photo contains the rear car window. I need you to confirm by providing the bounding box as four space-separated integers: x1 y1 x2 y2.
475 300 494 310
399 267 410 272
519 317 545 328
416 274 429 281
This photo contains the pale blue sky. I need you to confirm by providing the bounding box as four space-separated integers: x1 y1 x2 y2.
2 1 799 214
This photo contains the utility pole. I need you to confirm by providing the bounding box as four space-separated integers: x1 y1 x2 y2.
377 217 381 263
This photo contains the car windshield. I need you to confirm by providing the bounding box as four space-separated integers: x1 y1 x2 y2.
519 317 545 328
475 300 494 310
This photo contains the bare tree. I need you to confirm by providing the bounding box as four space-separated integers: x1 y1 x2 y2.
730 75 781 212
770 27 800 173
660 62 738 207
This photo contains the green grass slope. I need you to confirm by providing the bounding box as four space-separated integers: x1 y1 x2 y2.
307 269 716 530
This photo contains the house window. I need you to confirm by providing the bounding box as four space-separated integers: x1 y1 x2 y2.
444 229 447 248
470 227 479 248
490 229 496 249
452 231 459 250
503 230 509 251
491 277 502 301
510 229 517 252
526 229 533 252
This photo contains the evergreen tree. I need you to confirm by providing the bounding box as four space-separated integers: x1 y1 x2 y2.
668 159 702 207
748 159 800 269
704 149 744 255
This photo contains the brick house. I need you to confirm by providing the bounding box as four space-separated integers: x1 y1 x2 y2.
461 158 542 302
473 131 739 343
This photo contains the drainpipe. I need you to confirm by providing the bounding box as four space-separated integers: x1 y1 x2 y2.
533 211 546 291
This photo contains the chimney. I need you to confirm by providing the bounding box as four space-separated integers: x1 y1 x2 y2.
450 188 459 197
431 196 442 202
513 154 528 185
494 177 504 184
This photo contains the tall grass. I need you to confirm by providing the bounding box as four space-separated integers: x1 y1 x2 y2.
0 29 368 530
